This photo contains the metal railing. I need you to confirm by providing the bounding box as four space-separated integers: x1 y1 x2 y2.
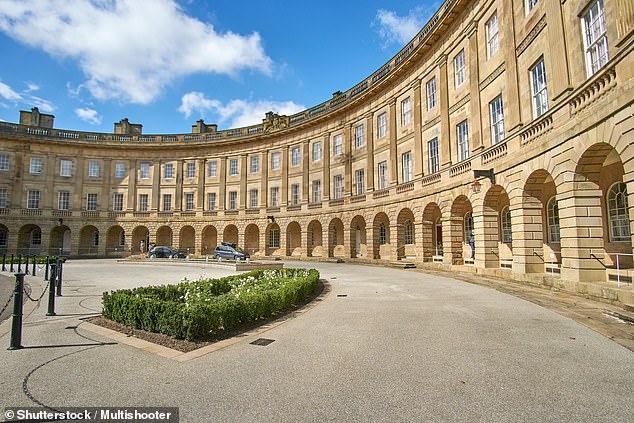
590 250 634 288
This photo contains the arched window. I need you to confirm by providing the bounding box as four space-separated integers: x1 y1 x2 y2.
404 220 413 245
547 197 560 243
0 227 7 247
92 230 99 247
332 228 338 246
501 206 512 244
119 230 126 247
379 223 387 245
268 228 280 248
464 212 474 244
607 182 631 242
31 228 42 246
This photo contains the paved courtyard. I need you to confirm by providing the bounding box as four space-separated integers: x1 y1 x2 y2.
0 259 633 422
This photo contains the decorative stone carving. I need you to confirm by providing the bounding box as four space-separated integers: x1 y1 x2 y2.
262 112 290 133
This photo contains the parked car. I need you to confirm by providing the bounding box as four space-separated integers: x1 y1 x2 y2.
148 246 187 259
214 242 250 261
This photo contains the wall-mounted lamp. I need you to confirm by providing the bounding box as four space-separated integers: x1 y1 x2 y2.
267 215 275 223
57 218 64 226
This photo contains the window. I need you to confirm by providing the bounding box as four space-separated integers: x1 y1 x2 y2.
271 152 281 170
332 134 343 156
162 194 172 212
428 138 439 174
291 184 300 205
138 194 148 212
163 162 174 179
229 159 238 176
115 162 125 178
582 0 608 77
401 97 411 127
312 142 322 161
186 162 196 178
250 156 259 173
311 180 321 203
525 0 539 13
250 189 258 208
404 220 414 245
333 175 344 199
0 227 6 247
291 146 301 167
29 157 43 174
0 153 8 171
27 190 40 209
185 192 195 211
0 188 6 208
88 160 100 177
91 230 99 247
119 231 125 247
113 193 124 211
530 58 548 118
607 182 630 242
464 212 474 245
60 159 73 177
377 112 387 139
58 191 70 210
140 162 150 179
208 161 217 177
354 124 364 148
207 192 217 210
378 161 388 190
486 13 499 59
86 193 98 211
490 95 505 144
454 50 466 87
401 151 412 183
270 187 280 207
268 228 280 248
229 191 237 209
501 206 512 244
355 169 365 195
547 196 560 243
31 228 41 246
379 223 387 245
426 78 437 110
457 120 470 162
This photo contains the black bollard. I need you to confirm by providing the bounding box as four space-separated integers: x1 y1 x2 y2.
2 253 5 271
31 256 36 277
46 263 57 316
24 255 29 275
44 256 49 281
17 254 22 273
8 273 25 350
10 254 14 272
56 259 63 297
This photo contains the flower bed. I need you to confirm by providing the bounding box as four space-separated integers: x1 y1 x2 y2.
102 268 319 341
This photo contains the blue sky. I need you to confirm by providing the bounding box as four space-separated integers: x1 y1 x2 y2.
0 0 438 134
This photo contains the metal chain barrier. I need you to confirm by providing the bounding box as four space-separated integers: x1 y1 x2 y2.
0 291 15 316
22 280 50 302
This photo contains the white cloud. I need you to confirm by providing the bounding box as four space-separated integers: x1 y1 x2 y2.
25 82 40 92
0 81 22 101
179 91 305 128
375 6 436 47
0 0 273 104
75 107 102 125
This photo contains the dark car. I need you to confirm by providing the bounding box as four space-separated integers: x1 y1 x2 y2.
148 246 187 259
214 242 250 261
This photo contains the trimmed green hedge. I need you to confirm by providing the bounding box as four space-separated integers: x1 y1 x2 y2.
102 268 319 340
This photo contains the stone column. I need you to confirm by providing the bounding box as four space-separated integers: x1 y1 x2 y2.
467 23 483 153
174 160 182 212
389 223 399 261
442 214 464 265
389 100 398 185
127 160 136 211
218 157 226 211
11 152 24 209
281 148 288 206
322 133 331 201
612 0 634 47
437 55 452 167
196 159 205 211
302 141 309 203
45 155 55 209
510 198 545 274
239 155 247 209
365 113 375 191
260 151 268 207
412 79 424 178
545 0 572 101
474 206 500 268
344 123 352 197
74 157 85 210
151 161 160 211
499 0 522 132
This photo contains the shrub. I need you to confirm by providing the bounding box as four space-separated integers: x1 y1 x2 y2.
102 268 319 340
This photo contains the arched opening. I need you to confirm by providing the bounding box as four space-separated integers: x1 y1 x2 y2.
201 225 217 256
79 225 99 256
18 224 41 255
396 208 416 260
50 225 71 255
244 224 260 256
422 203 442 261
223 225 238 245
265 223 281 256
372 212 390 260
179 226 196 255
329 218 345 258
131 226 149 255
156 226 173 247
307 220 323 257
286 221 302 256
349 215 366 259
482 185 511 268
106 225 126 256
449 196 472 264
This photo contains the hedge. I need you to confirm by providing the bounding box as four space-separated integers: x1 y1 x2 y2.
102 268 319 340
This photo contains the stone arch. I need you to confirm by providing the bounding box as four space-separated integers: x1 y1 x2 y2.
106 225 126 256
422 202 443 261
481 185 511 268
156 225 173 247
223 225 238 244
349 215 367 259
372 212 390 260
265 223 281 256
179 226 196 254
50 224 71 255
396 208 416 260
449 196 473 264
244 224 260 256
201 225 218 256
286 221 302 256
307 220 323 257
131 226 149 254
18 224 41 255
79 225 99 256
329 218 345 258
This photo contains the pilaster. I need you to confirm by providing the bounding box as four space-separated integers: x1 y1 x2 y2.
545 0 572 100
365 113 375 191
437 55 451 167
322 132 331 200
389 100 398 185
412 80 424 178
467 24 483 152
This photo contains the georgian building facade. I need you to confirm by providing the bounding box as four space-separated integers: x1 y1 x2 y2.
1 0 633 297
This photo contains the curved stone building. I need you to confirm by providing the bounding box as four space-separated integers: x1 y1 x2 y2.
1 0 633 293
